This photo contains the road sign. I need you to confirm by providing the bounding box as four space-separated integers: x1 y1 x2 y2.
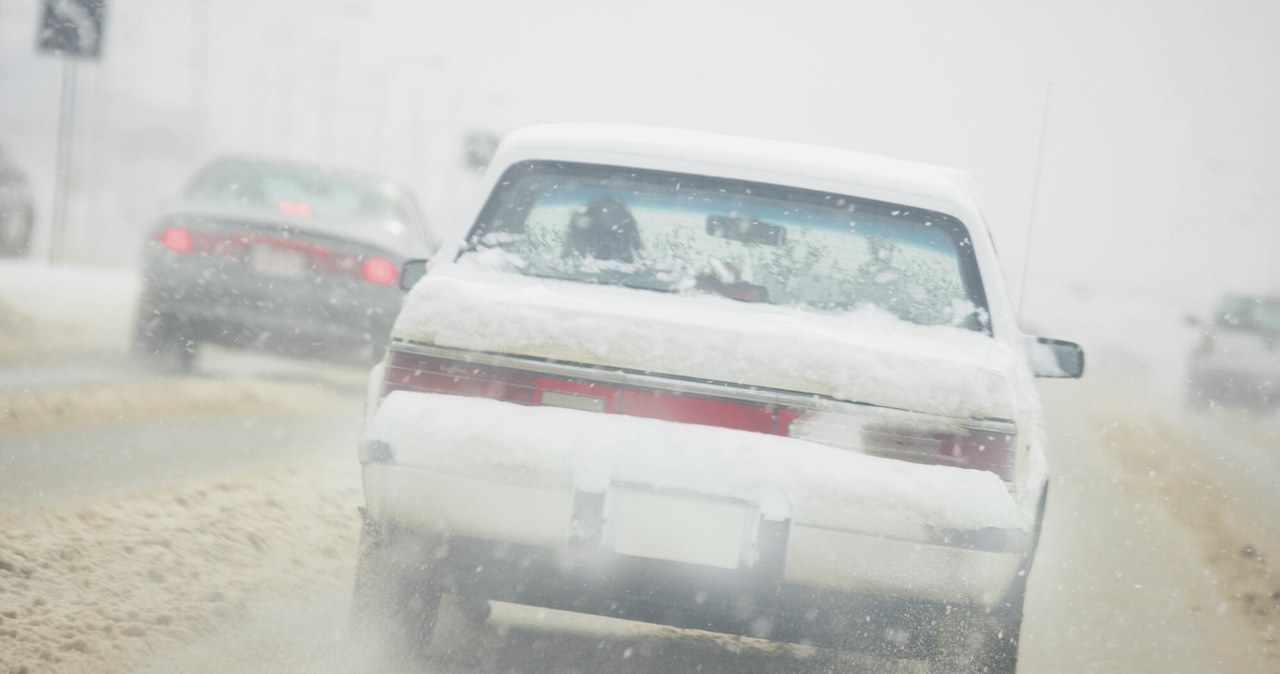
37 0 107 60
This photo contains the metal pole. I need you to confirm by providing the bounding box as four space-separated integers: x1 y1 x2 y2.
49 56 79 264
191 0 209 157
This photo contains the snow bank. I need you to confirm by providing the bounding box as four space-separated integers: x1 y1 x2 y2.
0 377 351 436
369 391 1021 537
394 264 1018 419
0 261 140 364
0 461 361 674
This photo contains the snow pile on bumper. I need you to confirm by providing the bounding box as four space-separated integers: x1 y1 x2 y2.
365 391 1024 543
393 266 1018 420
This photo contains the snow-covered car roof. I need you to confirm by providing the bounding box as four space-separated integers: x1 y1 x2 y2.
485 124 984 224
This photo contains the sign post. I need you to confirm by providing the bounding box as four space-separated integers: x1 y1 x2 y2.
37 0 107 263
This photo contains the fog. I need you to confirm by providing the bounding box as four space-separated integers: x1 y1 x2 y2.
3 0 1279 382
2 2 1279 673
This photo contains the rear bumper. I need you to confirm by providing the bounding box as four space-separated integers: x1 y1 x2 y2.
138 258 401 352
363 519 974 655
364 463 1024 606
361 391 1033 611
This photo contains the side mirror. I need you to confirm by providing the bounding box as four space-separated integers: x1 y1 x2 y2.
1025 336 1085 379
399 259 429 291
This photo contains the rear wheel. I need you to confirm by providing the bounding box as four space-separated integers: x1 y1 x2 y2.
351 517 443 661
928 607 1021 674
928 486 1045 674
131 309 197 374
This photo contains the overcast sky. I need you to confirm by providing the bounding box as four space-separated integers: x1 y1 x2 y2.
2 0 1277 374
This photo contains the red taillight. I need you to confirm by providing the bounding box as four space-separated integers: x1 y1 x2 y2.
362 257 398 285
383 351 794 433
277 200 312 218
160 227 194 253
788 415 1017 483
384 352 537 404
934 429 1017 482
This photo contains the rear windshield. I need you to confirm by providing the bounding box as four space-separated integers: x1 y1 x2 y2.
1215 296 1280 332
463 161 989 331
185 159 404 222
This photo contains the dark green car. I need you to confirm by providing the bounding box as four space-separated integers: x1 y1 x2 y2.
134 157 437 372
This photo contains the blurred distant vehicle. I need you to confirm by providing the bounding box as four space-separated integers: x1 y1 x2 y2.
1188 294 1280 410
0 145 35 257
133 157 437 372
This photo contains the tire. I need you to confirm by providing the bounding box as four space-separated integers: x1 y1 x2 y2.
131 309 197 374
929 607 1021 674
928 485 1046 674
351 516 442 661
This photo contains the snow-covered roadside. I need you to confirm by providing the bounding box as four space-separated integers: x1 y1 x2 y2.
0 261 140 365
1046 378 1279 665
0 459 362 674
0 377 352 436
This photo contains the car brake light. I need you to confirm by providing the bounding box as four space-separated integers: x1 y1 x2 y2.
362 257 398 285
160 227 194 253
934 429 1017 481
382 351 793 433
277 200 312 218
787 413 1017 483
383 352 538 404
861 423 1016 482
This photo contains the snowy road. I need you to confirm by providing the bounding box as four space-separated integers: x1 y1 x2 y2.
1020 383 1277 673
3 367 1276 673
1 266 1277 673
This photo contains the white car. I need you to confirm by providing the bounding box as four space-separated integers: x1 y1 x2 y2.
354 124 1083 672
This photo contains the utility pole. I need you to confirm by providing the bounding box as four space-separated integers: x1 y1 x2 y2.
37 0 108 264
49 58 79 263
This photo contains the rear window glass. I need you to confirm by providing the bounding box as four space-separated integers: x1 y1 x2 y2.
462 161 989 331
1215 296 1280 332
185 159 403 222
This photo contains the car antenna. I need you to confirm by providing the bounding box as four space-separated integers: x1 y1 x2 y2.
1017 82 1053 323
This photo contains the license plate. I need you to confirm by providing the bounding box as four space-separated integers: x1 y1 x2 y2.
250 245 307 279
607 488 751 569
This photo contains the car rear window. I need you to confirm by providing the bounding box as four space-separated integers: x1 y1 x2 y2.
185 159 403 222
463 161 990 332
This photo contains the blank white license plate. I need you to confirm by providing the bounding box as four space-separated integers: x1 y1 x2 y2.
607 488 750 569
250 246 307 279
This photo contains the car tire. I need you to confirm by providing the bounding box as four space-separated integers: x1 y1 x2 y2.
928 606 1021 674
351 516 442 661
927 484 1045 674
131 309 197 374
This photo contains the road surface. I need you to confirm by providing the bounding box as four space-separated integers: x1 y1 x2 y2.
1 269 1276 673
